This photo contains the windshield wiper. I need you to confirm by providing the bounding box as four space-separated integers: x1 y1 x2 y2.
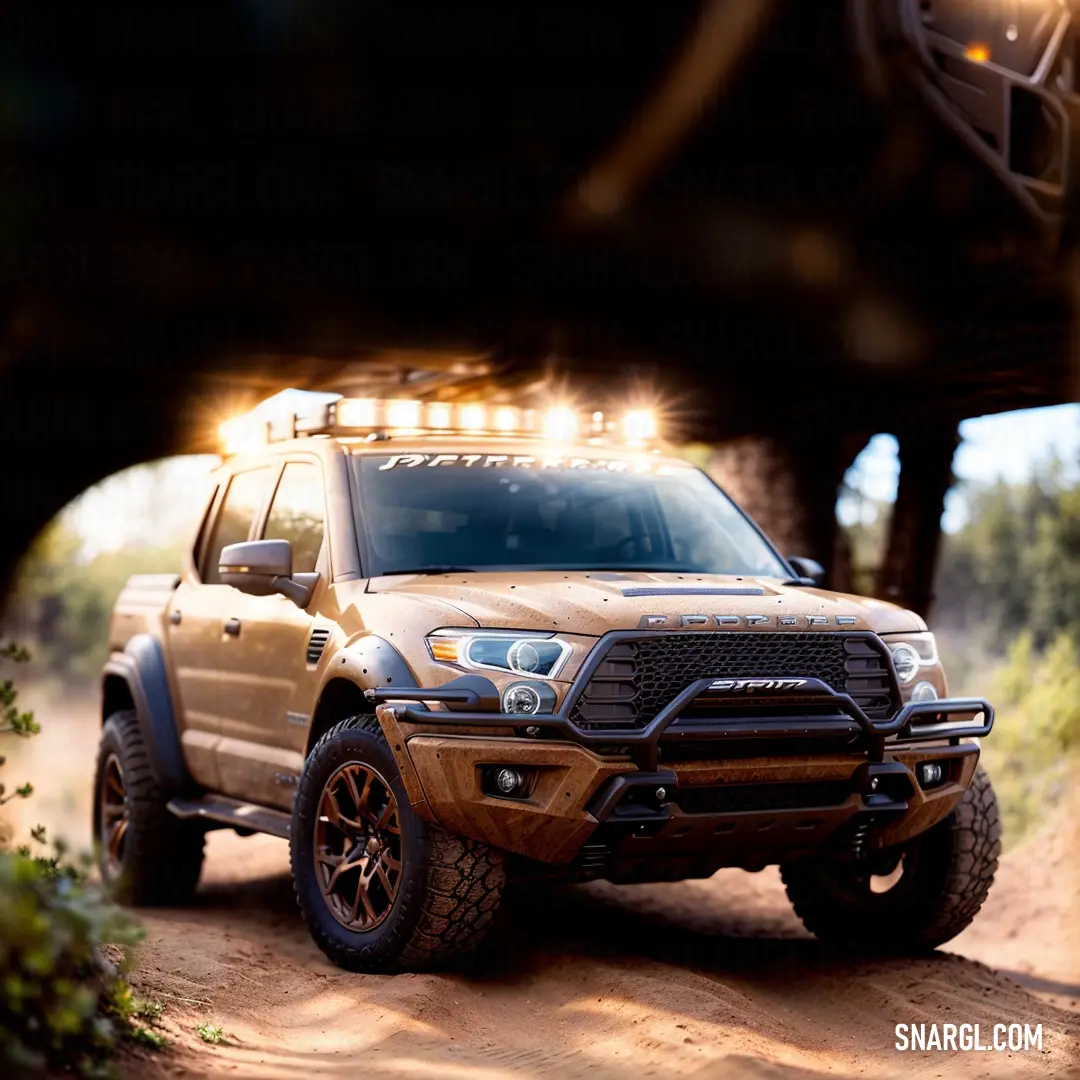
379 565 479 575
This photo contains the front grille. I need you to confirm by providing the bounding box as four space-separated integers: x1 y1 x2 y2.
673 779 854 815
569 632 896 731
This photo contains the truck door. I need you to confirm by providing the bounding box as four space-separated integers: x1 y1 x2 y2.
213 458 329 809
166 465 278 792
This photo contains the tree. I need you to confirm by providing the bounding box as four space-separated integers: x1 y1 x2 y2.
933 456 1080 653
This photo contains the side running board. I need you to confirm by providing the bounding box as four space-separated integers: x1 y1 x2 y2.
167 795 291 839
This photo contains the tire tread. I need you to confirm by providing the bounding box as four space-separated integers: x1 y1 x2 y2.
294 714 505 972
781 766 1001 950
96 709 204 906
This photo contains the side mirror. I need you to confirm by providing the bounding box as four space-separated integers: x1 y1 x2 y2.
219 539 317 608
786 555 827 587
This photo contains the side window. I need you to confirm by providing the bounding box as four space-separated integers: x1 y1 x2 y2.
262 462 325 574
201 467 276 584
189 484 219 580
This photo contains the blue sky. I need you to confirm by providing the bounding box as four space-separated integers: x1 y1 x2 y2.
837 403 1080 532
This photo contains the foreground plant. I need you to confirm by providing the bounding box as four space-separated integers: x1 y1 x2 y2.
195 1022 232 1045
0 642 162 1077
0 851 148 1076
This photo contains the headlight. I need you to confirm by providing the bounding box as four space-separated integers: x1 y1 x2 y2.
890 642 921 684
426 630 572 679
883 631 939 685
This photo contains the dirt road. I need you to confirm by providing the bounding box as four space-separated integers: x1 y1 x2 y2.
6 699 1079 1078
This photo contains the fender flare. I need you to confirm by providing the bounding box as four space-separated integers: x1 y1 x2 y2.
308 634 419 758
102 634 189 795
340 633 418 691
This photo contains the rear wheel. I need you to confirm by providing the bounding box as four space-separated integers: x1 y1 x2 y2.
291 715 506 972
93 710 205 905
781 766 1001 951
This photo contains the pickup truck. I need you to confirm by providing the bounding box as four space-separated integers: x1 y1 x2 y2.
96 396 1000 972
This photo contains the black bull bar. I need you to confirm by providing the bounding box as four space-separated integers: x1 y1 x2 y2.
370 676 994 771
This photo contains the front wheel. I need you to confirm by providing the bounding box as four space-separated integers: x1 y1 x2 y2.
781 766 1001 951
290 715 506 972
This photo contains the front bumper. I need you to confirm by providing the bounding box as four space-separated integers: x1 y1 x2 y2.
372 678 992 871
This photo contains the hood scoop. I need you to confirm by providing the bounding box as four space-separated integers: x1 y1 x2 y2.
619 585 765 598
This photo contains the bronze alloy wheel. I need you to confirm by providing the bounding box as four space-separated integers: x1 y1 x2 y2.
314 761 402 931
99 751 129 879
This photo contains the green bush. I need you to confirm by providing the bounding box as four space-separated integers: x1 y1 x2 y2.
0 643 162 1077
978 630 1080 845
0 851 145 1077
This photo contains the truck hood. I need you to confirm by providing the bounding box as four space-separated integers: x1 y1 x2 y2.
366 571 926 636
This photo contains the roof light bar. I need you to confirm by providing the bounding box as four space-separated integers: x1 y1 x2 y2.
336 398 377 427
386 399 422 429
542 407 579 442
219 414 269 456
623 409 658 443
218 396 661 453
458 403 487 431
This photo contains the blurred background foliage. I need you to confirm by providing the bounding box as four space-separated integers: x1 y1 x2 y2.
8 526 183 687
1 457 201 692
935 461 1080 653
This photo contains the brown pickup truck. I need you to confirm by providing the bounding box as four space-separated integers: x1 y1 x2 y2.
96 397 1000 972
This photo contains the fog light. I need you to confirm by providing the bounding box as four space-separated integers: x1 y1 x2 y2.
495 767 525 796
911 680 938 703
502 683 541 714
917 762 944 788
482 765 535 800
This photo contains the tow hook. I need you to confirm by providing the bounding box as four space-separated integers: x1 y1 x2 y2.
856 761 912 813
847 762 912 858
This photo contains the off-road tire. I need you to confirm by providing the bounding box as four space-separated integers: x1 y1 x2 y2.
93 710 205 905
291 714 506 973
781 766 1001 951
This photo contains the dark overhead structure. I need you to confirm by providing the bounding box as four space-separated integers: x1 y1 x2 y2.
0 2 1077 612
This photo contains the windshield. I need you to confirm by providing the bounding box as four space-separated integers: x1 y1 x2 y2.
354 452 790 578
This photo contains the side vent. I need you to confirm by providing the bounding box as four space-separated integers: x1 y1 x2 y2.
306 627 332 665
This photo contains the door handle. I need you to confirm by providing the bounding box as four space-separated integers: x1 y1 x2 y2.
169 610 182 625
224 618 241 637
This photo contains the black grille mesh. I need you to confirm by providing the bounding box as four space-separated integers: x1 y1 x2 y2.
569 632 896 730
